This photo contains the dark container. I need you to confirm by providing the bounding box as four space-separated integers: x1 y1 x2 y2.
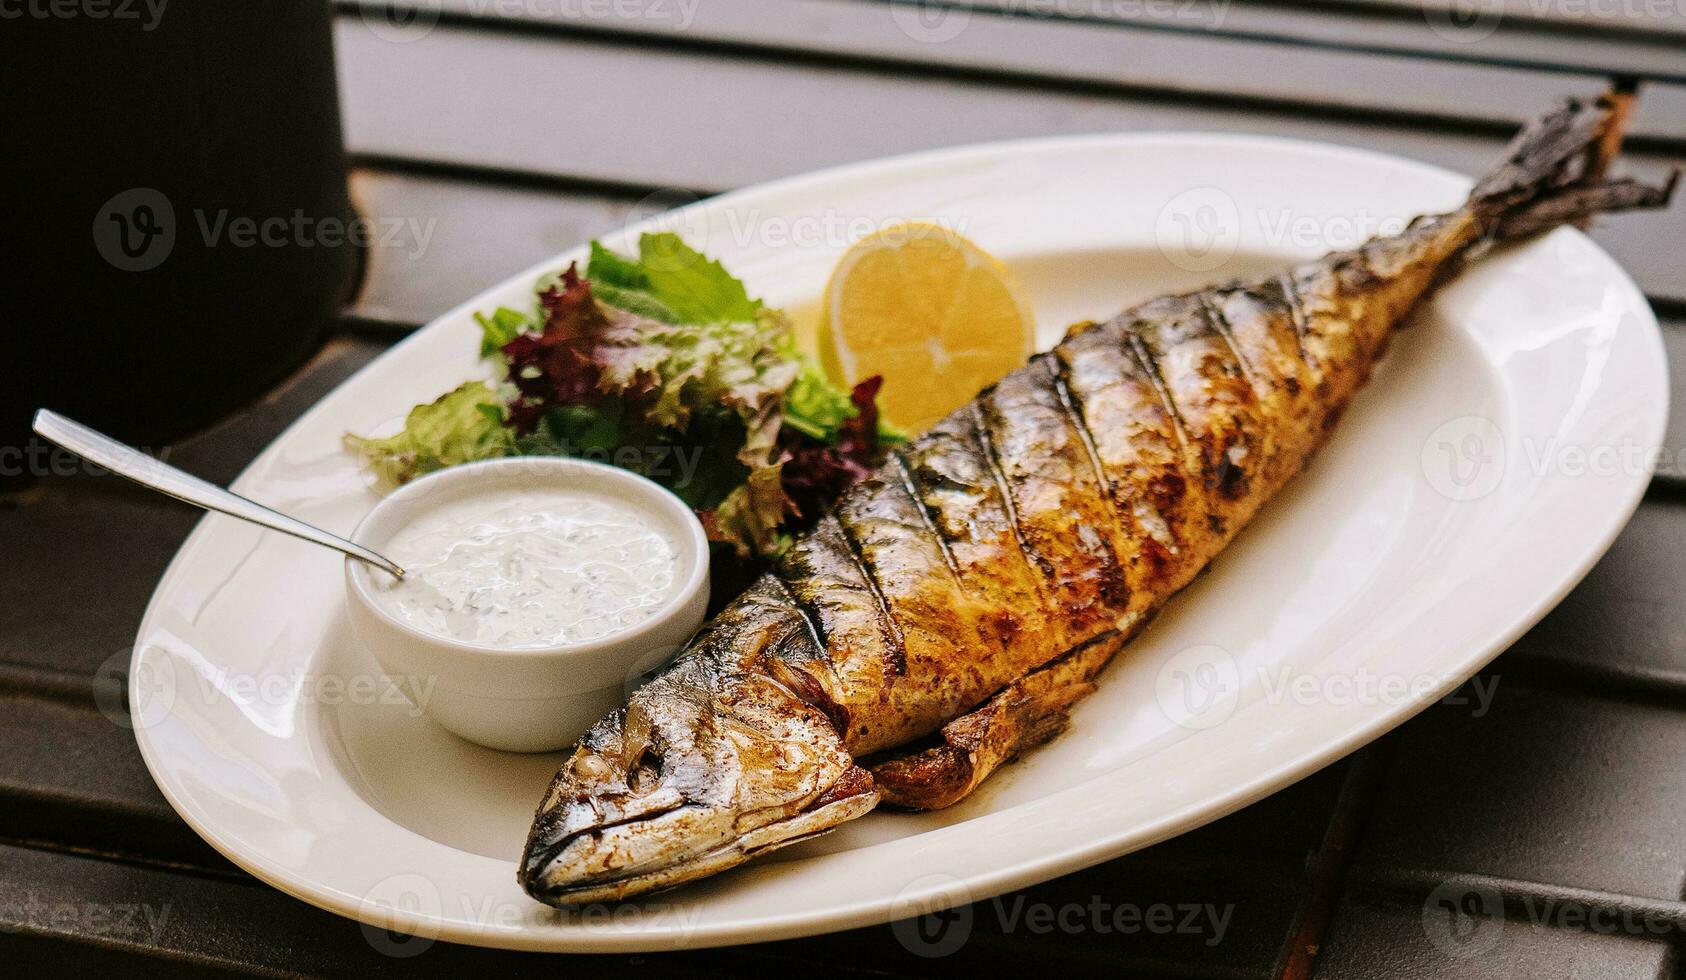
2 0 361 484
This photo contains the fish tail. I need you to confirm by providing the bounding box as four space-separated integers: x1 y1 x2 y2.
1295 91 1676 380
1465 90 1677 243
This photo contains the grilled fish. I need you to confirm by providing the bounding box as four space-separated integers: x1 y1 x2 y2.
521 94 1675 905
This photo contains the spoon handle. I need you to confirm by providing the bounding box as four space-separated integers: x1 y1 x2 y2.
32 409 405 579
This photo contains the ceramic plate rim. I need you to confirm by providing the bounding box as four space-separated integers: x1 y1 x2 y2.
129 130 1666 951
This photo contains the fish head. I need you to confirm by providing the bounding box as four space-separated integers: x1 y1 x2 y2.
519 654 877 905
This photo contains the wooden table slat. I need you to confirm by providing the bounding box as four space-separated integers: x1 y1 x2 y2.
0 710 1345 976
1292 0 1686 37
1312 882 1679 978
1351 683 1686 902
347 170 640 328
9 2 1686 972
331 18 1686 302
956 0 1686 80
339 0 1686 140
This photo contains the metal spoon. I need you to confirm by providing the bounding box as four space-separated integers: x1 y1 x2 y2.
32 409 406 579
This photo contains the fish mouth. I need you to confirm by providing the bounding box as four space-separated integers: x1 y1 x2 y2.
519 640 879 906
520 776 878 906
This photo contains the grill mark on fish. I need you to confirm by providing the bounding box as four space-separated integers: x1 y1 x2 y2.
1136 295 1261 506
1232 280 1312 401
1200 291 1264 403
970 401 1044 588
891 448 964 588
1113 323 1201 553
520 94 1677 907
756 648 852 740
1049 354 1126 535
833 512 909 677
1123 327 1194 466
986 357 1129 622
767 566 829 659
1054 324 1187 570
1278 272 1313 370
899 411 1047 658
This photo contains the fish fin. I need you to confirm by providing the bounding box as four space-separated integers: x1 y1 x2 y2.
1468 90 1676 243
868 633 1124 809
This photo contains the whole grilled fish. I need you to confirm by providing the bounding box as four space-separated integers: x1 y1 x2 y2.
521 94 1675 905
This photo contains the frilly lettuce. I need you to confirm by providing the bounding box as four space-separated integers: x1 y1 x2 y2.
346 232 897 559
344 382 515 489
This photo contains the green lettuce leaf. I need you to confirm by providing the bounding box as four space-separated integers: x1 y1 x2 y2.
544 278 799 433
352 233 902 561
781 355 859 442
473 307 532 358
715 393 790 557
587 233 760 325
344 382 515 489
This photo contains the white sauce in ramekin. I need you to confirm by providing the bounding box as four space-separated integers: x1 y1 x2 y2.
374 488 681 648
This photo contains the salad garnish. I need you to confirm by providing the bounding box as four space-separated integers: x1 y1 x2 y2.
347 232 902 559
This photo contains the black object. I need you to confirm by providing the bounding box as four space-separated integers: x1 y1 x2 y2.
1 0 360 485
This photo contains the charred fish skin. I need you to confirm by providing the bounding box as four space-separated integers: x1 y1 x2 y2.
521 93 1674 905
519 578 879 906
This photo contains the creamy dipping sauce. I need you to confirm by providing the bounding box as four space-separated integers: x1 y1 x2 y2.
374 488 681 648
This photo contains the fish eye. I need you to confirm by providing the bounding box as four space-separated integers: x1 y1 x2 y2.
571 753 613 781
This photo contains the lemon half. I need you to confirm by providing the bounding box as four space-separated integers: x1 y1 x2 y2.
818 222 1035 434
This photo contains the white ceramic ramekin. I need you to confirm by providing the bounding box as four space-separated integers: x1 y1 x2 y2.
344 457 710 752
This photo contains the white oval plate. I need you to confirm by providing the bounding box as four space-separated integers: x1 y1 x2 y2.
130 133 1666 951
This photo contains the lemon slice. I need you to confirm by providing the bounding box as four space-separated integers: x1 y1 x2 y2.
818 222 1035 434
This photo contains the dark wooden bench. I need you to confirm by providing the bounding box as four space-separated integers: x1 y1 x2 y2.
4 2 1683 974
